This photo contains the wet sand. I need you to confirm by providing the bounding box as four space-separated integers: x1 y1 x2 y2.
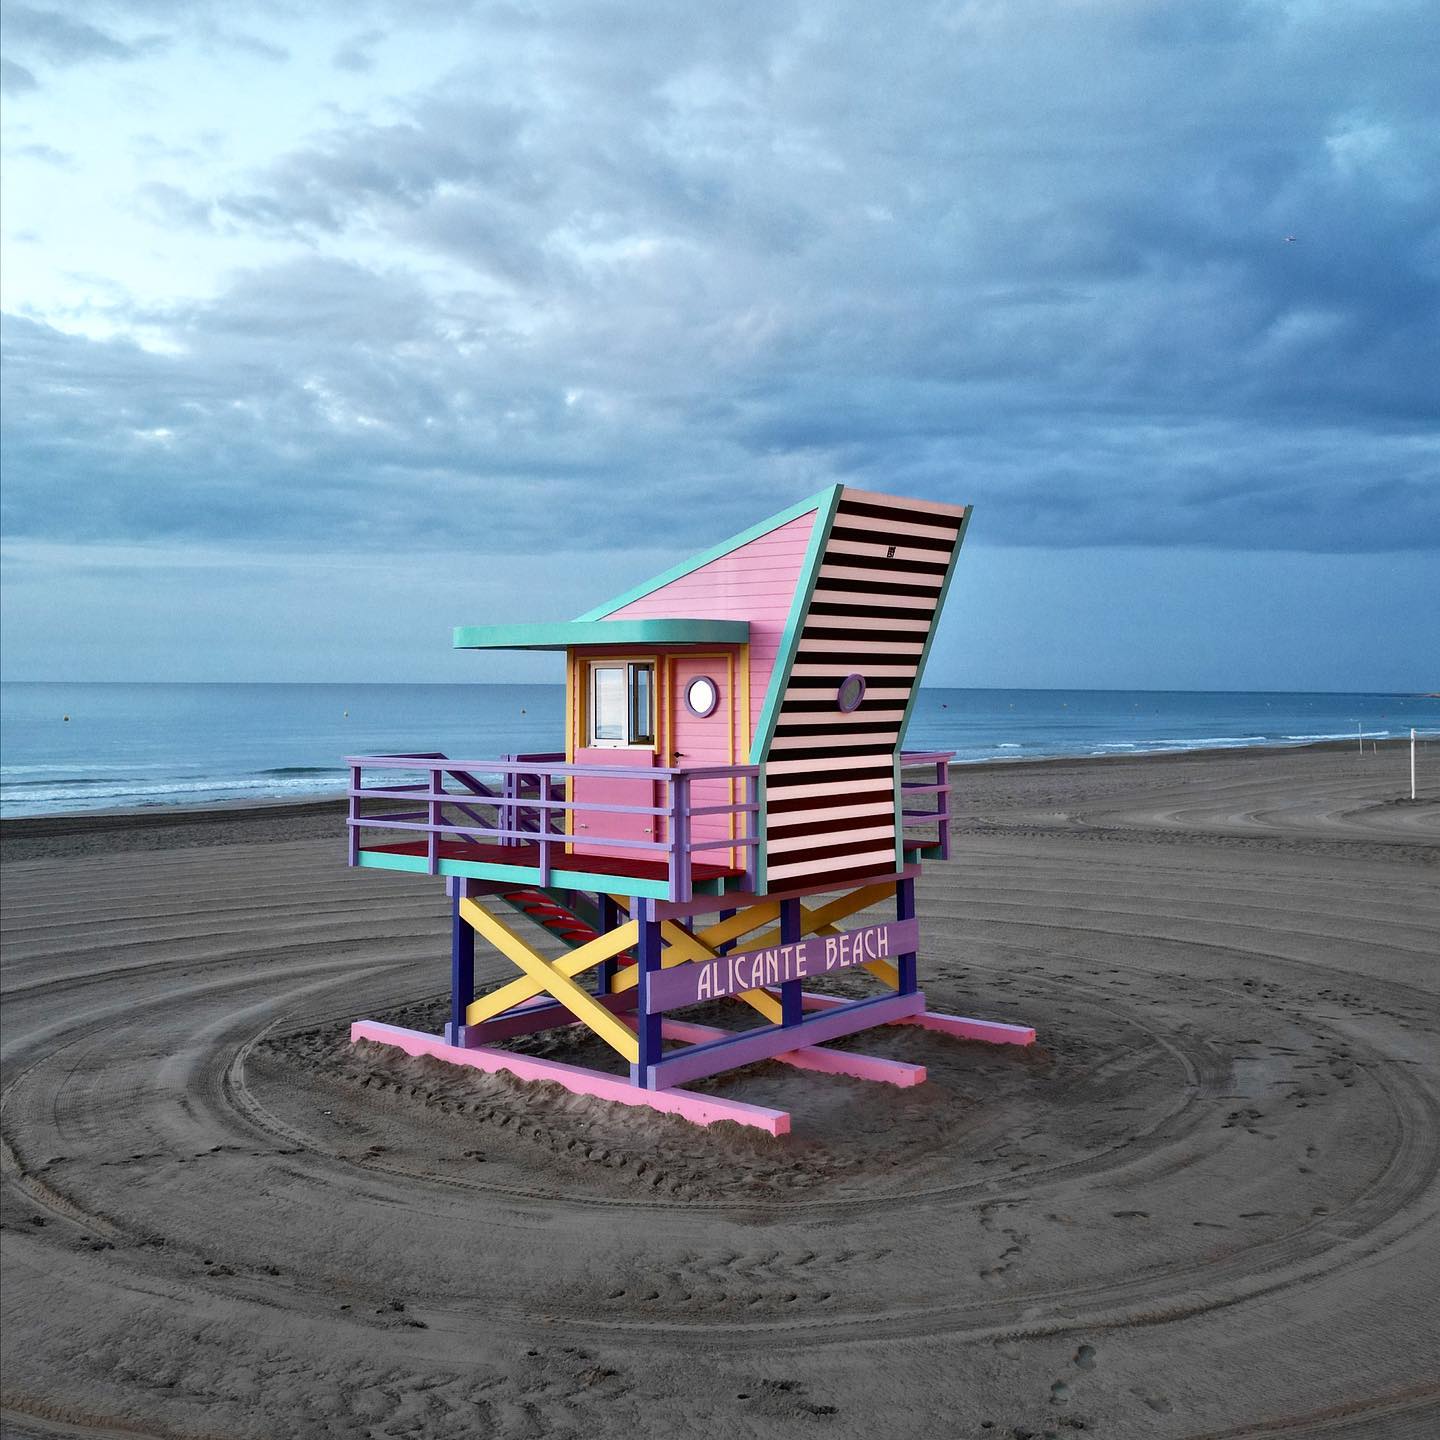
2 743 1437 1438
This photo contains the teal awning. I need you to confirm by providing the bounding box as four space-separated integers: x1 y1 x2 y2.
452 619 750 651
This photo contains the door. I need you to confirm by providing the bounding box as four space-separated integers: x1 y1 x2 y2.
668 655 738 870
571 659 658 863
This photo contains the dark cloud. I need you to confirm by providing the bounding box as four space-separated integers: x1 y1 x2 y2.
131 131 227 163
201 27 289 63
332 29 384 73
132 181 215 230
1 4 165 67
213 106 529 239
0 57 39 93
6 141 75 167
3 0 1437 559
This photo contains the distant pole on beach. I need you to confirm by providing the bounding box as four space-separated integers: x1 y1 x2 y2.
1357 722 1363 756
1412 728 1418 801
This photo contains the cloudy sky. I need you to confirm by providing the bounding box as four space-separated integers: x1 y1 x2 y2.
2 0 1436 689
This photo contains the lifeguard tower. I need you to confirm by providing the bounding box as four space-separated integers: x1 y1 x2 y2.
346 485 1033 1133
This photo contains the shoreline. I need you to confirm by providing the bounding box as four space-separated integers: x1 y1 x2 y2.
0 735 1422 841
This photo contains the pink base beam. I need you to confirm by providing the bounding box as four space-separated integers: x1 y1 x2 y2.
350 1020 791 1135
784 991 1036 1046
660 1019 925 1087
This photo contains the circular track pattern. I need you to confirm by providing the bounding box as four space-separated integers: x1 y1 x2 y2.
3 745 1438 1438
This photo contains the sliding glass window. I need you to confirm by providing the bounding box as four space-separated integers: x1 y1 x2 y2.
587 660 655 747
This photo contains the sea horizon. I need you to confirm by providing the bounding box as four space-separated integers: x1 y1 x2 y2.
3 680 1436 820
7 680 1437 693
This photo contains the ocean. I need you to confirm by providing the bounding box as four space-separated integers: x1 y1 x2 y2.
1 682 1435 818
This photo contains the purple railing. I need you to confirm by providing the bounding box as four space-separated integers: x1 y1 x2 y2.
898 750 954 859
346 751 761 902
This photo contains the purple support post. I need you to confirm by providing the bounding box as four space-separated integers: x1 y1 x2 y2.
780 897 803 1025
717 909 736 956
596 894 619 995
896 876 918 994
633 898 663 1088
446 878 475 1045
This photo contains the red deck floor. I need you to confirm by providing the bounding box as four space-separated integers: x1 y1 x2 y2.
360 839 742 885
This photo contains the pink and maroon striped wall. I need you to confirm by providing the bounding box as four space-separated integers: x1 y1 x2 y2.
762 487 968 890
588 484 967 893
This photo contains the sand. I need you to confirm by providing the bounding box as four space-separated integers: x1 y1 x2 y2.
2 742 1437 1439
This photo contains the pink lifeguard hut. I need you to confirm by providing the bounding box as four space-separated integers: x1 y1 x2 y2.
346 485 1033 1133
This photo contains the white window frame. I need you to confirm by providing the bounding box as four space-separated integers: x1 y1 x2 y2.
586 659 655 748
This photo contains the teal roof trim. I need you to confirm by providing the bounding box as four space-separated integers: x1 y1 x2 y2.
573 485 841 622
453 619 749 651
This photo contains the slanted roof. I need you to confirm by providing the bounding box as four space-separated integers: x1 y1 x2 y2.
452 619 749 651
574 486 839 621
568 485 844 768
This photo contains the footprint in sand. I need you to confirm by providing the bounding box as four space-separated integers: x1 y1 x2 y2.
1050 1379 1071 1405
1073 1344 1097 1371
1133 1390 1173 1414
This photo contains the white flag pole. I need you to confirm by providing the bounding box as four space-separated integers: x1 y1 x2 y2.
1412 728 1418 802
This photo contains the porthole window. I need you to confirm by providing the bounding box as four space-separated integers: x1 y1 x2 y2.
685 676 718 718
836 673 866 712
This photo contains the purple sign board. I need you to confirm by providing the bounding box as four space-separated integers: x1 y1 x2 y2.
645 919 920 1013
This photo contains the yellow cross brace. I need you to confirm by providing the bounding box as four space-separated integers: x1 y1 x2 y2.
743 881 902 987
459 898 640 1062
606 898 784 1023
